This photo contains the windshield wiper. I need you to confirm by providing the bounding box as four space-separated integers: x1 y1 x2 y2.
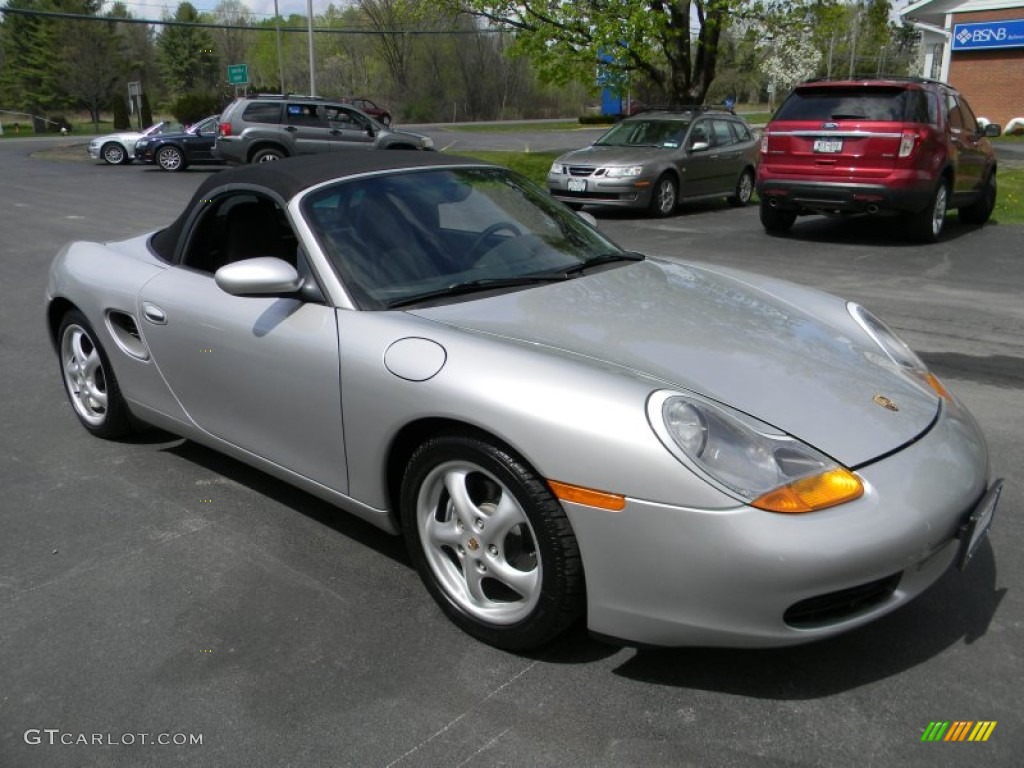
386 275 570 308
561 251 645 277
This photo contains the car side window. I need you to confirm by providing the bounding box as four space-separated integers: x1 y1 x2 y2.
181 193 298 275
956 97 980 133
946 94 965 131
689 121 711 147
730 121 751 142
286 103 324 126
242 102 282 124
710 120 734 147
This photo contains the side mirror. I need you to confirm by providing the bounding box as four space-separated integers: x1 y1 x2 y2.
690 141 711 152
215 257 303 297
983 123 1002 138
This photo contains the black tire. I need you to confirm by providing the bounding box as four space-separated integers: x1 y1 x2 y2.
959 171 996 226
648 173 678 217
729 169 755 207
908 179 949 243
400 433 584 650
156 145 186 172
57 310 133 439
101 142 128 165
251 147 285 164
759 200 797 233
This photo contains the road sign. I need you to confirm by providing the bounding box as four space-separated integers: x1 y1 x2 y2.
227 64 249 85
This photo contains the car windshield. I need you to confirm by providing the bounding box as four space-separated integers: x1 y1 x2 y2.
143 121 183 137
303 167 629 309
594 119 689 148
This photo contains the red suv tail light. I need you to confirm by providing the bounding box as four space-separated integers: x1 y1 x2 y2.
760 131 769 154
898 130 918 158
218 122 231 137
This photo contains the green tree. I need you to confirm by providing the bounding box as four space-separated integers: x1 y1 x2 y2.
455 0 744 103
156 2 216 97
60 13 121 130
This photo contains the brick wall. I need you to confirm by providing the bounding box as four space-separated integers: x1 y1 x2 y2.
948 8 1024 127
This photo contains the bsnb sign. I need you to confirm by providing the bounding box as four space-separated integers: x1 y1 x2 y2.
952 19 1024 51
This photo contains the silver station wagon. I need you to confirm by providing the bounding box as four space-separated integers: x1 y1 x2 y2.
548 107 760 217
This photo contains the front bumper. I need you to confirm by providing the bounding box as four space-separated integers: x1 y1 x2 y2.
565 398 992 647
548 174 655 209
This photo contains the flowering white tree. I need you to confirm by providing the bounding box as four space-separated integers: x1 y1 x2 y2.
757 29 822 96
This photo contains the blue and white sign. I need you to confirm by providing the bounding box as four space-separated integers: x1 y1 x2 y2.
952 19 1024 51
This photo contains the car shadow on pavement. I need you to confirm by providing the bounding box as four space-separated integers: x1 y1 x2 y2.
598 545 1005 698
157 435 410 566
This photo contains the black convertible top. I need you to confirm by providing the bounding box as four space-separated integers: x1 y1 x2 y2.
151 150 493 261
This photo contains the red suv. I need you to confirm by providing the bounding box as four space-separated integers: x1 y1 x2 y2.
756 77 1001 241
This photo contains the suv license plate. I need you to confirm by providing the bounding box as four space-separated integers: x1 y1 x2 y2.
957 478 1002 571
813 138 843 153
567 179 587 192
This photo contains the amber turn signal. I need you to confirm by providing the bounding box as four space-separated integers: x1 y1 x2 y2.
752 468 864 514
548 480 627 511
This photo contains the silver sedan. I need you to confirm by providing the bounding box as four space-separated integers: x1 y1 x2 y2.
46 151 1000 650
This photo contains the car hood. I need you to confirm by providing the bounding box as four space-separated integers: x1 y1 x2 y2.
411 259 939 467
95 132 143 143
558 145 677 166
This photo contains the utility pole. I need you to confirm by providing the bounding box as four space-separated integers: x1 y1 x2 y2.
274 0 285 93
307 0 316 96
848 5 859 78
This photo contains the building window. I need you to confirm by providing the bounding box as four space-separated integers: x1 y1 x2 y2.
930 43 944 80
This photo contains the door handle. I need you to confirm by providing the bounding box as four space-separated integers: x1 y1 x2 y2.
142 302 167 325
285 126 298 132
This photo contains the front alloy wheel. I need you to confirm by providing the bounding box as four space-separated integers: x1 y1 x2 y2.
156 146 185 171
401 434 584 650
58 310 132 438
649 174 678 217
101 142 127 165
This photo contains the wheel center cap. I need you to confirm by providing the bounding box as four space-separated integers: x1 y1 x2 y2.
467 537 480 552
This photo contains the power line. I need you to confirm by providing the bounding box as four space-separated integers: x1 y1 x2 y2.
0 6 499 35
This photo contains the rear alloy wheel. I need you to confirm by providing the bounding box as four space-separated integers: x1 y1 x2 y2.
759 200 797 233
252 147 285 163
401 433 584 650
58 310 132 438
959 171 996 226
909 180 948 242
156 145 185 172
101 142 128 165
729 169 755 207
649 174 678 217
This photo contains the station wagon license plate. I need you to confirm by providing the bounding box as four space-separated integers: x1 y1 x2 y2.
567 179 587 192
813 138 843 153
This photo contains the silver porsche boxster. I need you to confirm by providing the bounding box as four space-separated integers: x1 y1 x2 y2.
46 151 1001 650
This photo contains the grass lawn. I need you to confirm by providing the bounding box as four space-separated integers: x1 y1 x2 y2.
448 149 1024 226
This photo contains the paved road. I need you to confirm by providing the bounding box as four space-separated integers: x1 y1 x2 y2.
1 136 1021 767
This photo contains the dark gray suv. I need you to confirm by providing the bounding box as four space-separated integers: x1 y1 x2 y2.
215 95 434 164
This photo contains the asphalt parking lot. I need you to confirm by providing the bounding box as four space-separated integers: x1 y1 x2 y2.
1 133 1021 767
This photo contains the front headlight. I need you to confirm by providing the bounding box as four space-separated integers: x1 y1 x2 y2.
135 140 149 149
420 136 434 149
604 165 644 178
549 163 566 175
847 302 951 401
648 390 863 513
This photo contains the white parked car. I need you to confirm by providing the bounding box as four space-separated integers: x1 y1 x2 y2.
87 121 183 165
